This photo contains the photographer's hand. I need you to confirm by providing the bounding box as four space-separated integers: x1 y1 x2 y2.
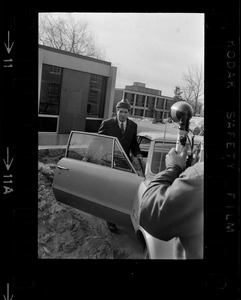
165 145 188 170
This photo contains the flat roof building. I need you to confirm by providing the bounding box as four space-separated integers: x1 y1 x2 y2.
38 45 117 145
114 82 175 120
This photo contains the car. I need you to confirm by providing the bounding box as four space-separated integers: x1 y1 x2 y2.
53 130 203 259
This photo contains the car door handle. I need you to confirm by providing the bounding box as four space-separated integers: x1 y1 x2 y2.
57 165 69 170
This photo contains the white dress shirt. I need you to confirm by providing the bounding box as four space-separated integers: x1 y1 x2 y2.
118 120 127 132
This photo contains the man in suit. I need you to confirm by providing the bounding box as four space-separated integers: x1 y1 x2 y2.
98 99 143 160
98 98 143 232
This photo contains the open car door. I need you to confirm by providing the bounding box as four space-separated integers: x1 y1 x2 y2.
53 131 143 230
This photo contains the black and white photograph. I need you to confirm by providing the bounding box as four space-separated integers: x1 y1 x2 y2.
1 4 240 299
38 12 205 259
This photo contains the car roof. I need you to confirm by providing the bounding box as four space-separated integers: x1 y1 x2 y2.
138 131 203 144
138 131 179 141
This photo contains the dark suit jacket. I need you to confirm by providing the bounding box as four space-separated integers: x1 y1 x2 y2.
98 117 141 157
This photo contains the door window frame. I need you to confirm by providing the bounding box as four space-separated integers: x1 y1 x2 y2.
66 131 139 175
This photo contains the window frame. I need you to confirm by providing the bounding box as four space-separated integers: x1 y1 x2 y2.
38 115 59 133
66 131 139 175
39 64 63 116
150 140 176 175
49 66 62 75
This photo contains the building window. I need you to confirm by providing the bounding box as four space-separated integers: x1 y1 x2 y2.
134 108 144 117
91 74 98 82
144 109 154 118
38 116 58 132
39 64 62 115
88 90 99 105
136 94 145 107
39 82 61 115
47 83 60 101
49 66 62 74
146 96 155 109
165 99 173 110
156 98 164 109
87 74 107 118
124 92 135 105
39 64 63 132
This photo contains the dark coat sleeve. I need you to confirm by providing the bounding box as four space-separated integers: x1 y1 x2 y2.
129 122 141 156
98 118 119 137
98 120 108 135
140 163 203 241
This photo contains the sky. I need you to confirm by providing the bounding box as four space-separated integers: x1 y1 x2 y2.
42 13 204 98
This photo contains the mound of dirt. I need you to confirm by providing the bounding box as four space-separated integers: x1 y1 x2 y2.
38 161 144 259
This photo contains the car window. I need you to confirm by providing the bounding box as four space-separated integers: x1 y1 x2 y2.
139 137 151 158
67 133 113 167
113 141 135 173
151 141 175 174
67 132 136 173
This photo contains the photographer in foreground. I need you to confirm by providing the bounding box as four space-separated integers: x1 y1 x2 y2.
140 143 203 259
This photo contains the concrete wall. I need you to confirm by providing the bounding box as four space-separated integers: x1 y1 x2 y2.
104 67 117 118
39 45 111 78
58 69 90 134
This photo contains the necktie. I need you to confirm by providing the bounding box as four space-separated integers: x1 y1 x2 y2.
120 122 124 134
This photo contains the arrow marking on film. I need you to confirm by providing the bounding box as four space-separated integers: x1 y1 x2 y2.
4 31 14 54
3 147 14 171
3 283 14 300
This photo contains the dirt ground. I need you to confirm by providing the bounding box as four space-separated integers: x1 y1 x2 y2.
38 160 144 259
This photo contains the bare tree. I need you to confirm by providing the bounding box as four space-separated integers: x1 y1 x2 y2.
39 13 105 60
173 86 183 103
181 65 204 115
